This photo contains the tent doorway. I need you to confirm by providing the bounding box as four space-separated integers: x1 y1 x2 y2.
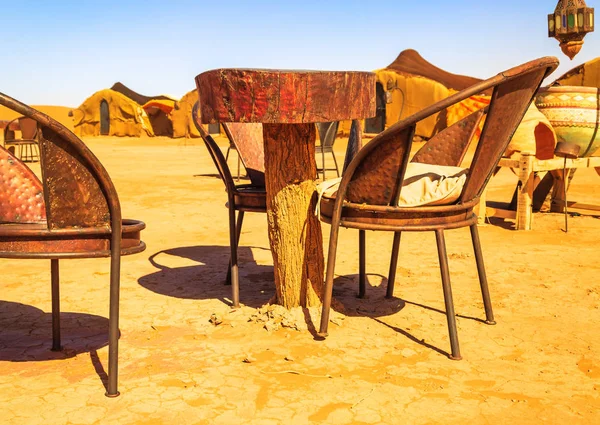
100 100 110 135
364 83 385 134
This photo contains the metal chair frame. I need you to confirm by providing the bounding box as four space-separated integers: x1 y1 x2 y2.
317 57 559 360
0 92 146 397
316 121 340 180
3 116 40 162
193 103 266 308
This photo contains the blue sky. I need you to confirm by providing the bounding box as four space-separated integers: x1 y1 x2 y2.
1 0 598 106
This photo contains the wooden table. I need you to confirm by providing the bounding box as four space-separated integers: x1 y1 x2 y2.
479 153 600 230
196 69 375 308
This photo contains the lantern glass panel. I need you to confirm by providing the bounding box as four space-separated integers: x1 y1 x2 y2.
556 15 562 29
578 12 584 27
568 13 575 28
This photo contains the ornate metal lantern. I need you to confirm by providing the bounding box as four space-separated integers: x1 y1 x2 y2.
548 0 594 59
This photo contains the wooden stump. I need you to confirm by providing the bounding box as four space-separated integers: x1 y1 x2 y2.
263 123 323 308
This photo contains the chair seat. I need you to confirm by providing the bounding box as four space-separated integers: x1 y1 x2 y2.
319 195 478 231
231 184 267 212
319 162 475 230
0 219 146 258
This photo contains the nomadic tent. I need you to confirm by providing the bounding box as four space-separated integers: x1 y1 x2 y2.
551 57 600 87
171 89 200 138
349 49 555 159
111 82 174 106
351 49 486 139
142 99 175 137
111 82 176 137
72 89 154 137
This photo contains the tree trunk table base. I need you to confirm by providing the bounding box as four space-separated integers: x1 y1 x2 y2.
263 123 323 308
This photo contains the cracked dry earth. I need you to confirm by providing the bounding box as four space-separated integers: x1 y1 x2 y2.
1 136 599 425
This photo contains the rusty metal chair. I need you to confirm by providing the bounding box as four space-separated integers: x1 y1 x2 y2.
316 121 340 180
224 140 242 181
0 92 146 397
222 121 266 187
318 57 559 360
192 102 266 308
3 116 40 162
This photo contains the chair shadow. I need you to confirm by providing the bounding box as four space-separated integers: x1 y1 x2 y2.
329 273 487 358
485 216 516 231
138 245 274 308
0 300 111 390
193 173 221 179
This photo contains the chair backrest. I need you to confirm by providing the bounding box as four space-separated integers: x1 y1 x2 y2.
3 118 18 142
0 144 46 223
192 102 237 196
342 120 363 174
338 57 559 207
0 92 121 231
411 108 486 167
222 122 265 187
17 117 38 140
316 121 339 149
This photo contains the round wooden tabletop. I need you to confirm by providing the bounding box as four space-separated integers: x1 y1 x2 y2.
196 69 376 124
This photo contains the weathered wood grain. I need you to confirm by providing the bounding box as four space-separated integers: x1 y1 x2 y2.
196 69 376 124
263 123 323 308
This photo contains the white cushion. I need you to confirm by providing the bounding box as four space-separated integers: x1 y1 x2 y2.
397 162 467 207
316 162 467 209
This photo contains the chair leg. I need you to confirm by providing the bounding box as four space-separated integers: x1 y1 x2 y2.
321 148 326 180
106 249 122 397
358 230 366 298
51 259 61 352
435 229 462 360
386 231 402 299
318 223 343 337
225 146 231 162
331 151 340 177
236 155 241 182
225 211 245 286
470 224 496 325
228 208 242 308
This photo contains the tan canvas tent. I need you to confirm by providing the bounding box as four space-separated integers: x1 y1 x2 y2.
72 89 154 137
142 99 175 137
345 49 485 139
111 82 174 106
551 57 600 88
171 89 200 138
111 82 176 137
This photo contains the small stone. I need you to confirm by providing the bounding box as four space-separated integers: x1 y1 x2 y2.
264 321 280 332
243 355 256 363
284 355 295 362
400 348 417 357
209 313 223 326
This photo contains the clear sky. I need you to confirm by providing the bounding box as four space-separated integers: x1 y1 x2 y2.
1 0 598 107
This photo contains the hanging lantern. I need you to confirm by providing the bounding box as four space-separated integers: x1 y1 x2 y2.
548 0 594 60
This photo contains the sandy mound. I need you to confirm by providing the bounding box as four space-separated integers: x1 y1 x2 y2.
0 104 74 131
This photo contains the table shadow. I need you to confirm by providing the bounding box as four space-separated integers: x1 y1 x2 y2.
138 245 274 308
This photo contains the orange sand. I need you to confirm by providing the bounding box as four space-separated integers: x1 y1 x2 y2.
0 128 599 424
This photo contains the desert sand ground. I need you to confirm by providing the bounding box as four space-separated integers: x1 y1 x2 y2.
1 132 599 425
